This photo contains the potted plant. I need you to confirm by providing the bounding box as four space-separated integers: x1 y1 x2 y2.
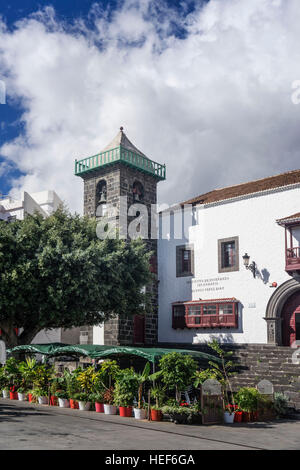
0 367 10 398
114 368 137 417
18 357 38 400
150 385 166 421
235 387 260 422
31 363 54 405
103 387 117 415
2 387 9 399
49 376 63 406
73 392 91 411
75 367 95 411
161 402 199 425
31 387 48 405
223 404 235 424
90 392 105 413
133 363 151 420
206 340 238 423
90 368 107 413
62 367 81 408
234 406 243 423
151 352 198 404
55 390 70 408
4 358 21 399
9 385 18 400
17 386 28 401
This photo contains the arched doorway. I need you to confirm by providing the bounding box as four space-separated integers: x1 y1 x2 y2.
265 278 300 345
282 291 300 346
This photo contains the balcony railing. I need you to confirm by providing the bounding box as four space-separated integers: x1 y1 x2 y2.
75 145 166 181
185 313 238 329
286 247 300 272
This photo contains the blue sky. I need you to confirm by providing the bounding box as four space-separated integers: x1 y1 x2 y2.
1 0 300 212
0 0 197 199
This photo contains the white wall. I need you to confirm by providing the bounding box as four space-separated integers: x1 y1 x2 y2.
158 185 300 345
93 324 105 345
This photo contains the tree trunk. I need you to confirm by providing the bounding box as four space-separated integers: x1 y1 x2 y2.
0 323 41 349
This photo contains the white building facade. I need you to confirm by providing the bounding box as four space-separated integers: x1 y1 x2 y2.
0 190 62 221
158 170 300 347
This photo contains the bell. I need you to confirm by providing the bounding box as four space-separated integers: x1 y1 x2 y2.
99 192 106 203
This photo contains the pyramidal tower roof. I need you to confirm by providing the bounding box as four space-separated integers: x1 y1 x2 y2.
75 126 166 181
101 127 147 158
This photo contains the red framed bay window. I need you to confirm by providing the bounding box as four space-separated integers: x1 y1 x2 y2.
172 298 239 329
185 298 238 328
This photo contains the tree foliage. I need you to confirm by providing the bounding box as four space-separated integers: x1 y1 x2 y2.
0 208 152 347
155 352 198 402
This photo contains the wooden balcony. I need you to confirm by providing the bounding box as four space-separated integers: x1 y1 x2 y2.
286 247 300 273
185 313 238 329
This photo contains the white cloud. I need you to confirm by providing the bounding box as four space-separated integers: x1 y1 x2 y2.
1 0 300 213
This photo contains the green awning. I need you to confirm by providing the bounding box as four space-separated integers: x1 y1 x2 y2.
7 343 219 364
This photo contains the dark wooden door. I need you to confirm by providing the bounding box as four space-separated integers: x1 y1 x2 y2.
282 291 300 346
133 315 145 345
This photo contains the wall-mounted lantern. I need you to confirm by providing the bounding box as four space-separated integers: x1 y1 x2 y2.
242 253 256 278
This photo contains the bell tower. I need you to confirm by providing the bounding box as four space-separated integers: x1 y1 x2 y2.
75 128 166 345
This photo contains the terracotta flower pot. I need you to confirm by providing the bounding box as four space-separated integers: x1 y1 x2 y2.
9 391 18 400
242 411 251 422
151 409 163 422
234 411 243 423
95 402 104 413
28 393 33 402
70 399 79 409
119 406 132 417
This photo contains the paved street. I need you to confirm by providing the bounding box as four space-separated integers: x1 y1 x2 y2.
0 399 300 450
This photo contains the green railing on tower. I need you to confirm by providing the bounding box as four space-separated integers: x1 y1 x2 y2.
74 145 166 180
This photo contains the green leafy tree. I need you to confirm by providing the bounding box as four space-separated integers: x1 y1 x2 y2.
0 208 152 348
207 339 237 407
152 352 198 403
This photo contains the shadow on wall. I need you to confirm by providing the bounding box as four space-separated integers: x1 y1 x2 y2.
207 333 235 344
257 267 270 284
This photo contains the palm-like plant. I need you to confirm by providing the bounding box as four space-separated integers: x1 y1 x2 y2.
134 362 151 409
207 339 237 408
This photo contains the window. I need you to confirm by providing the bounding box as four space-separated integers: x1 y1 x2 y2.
172 304 186 329
176 244 194 277
218 236 239 273
133 181 144 202
203 304 217 315
183 299 238 328
182 249 191 272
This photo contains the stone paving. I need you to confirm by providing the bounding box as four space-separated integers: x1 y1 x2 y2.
0 399 300 450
